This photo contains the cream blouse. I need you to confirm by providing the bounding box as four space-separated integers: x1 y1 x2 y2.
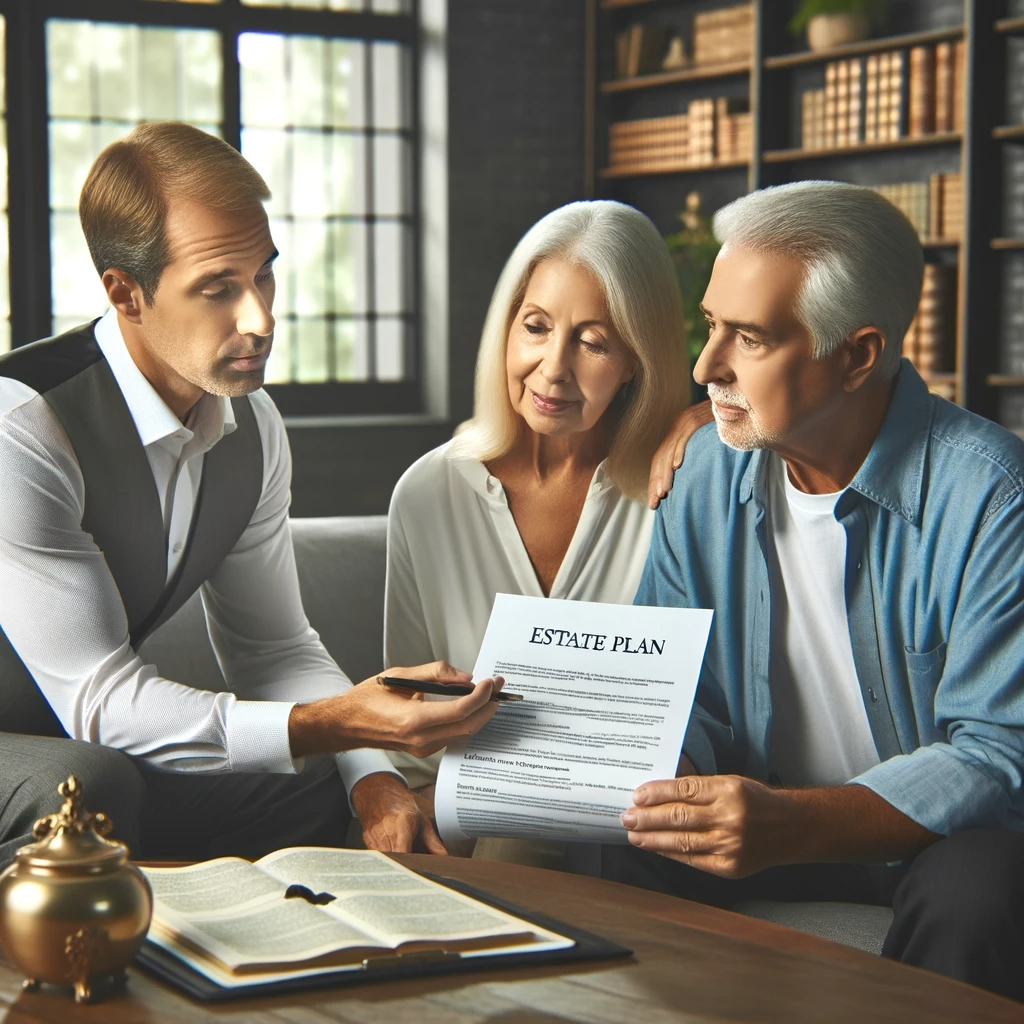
383 440 655 788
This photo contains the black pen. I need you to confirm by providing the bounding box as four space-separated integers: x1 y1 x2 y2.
379 676 523 702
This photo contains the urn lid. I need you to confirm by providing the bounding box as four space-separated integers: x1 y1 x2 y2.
17 776 127 871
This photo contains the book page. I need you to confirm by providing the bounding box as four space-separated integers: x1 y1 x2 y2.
142 859 285 915
152 896 386 974
256 848 542 949
435 594 713 844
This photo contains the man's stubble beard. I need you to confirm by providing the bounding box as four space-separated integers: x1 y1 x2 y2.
707 383 782 451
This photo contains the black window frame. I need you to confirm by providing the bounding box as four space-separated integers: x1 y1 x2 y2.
1 0 422 416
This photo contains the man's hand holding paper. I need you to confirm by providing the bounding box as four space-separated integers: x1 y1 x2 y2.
434 594 713 846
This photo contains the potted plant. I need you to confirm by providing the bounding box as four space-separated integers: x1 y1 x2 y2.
789 0 886 53
663 192 721 373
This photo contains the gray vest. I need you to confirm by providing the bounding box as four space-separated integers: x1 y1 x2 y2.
0 322 264 737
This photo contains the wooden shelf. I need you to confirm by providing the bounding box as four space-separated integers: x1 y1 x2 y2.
994 124 1024 142
921 238 961 249
600 158 748 179
995 17 1024 35
988 375 1024 386
991 238 1024 250
763 132 962 163
603 60 750 94
763 26 964 70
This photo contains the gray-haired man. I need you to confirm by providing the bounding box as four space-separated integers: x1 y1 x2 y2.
616 181 1024 1001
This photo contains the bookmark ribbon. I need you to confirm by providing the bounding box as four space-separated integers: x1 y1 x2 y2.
284 883 336 905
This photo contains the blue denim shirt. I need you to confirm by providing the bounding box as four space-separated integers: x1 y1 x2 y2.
636 361 1024 836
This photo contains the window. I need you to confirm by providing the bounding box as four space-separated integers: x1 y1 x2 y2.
0 0 419 415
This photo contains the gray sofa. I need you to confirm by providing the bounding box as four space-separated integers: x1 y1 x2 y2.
140 515 894 956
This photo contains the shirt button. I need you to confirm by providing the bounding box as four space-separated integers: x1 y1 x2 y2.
867 687 877 702
172 542 184 554
857 561 862 570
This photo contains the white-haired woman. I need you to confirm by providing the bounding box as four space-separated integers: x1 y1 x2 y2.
383 201 710 857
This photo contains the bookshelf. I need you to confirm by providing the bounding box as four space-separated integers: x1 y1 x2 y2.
585 0 1024 429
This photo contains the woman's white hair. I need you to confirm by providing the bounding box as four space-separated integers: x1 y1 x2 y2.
712 181 924 379
450 200 690 502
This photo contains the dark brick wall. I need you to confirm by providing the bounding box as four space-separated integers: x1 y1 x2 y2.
288 0 587 516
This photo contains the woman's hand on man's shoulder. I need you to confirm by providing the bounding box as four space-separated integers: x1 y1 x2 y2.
647 400 714 509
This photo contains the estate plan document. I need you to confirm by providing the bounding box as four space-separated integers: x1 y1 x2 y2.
435 594 713 845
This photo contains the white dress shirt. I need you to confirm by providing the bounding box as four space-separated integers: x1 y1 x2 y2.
384 440 655 788
0 308 395 791
765 453 880 785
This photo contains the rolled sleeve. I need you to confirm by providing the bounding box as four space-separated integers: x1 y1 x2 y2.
852 745 1010 835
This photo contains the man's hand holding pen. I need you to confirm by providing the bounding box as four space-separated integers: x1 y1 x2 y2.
288 659 505 759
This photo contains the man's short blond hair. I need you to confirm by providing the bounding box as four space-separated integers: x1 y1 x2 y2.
79 121 271 304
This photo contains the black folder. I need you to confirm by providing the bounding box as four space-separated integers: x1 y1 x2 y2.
134 871 633 1002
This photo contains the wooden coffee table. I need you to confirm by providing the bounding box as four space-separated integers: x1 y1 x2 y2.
1 853 1022 1023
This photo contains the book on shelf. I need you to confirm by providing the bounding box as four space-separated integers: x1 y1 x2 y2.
847 58 862 146
608 113 689 172
875 181 930 241
836 60 850 147
688 97 716 166
140 848 573 989
999 253 1024 377
714 96 750 162
810 58 864 150
824 62 838 148
692 3 753 67
865 54 880 143
934 41 954 133
908 45 935 137
927 171 963 240
615 23 672 79
884 50 906 141
952 39 966 133
903 263 956 383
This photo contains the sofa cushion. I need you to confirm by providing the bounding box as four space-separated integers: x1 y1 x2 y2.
139 516 388 692
729 900 894 955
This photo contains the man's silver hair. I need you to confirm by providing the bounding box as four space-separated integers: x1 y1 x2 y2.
712 181 924 379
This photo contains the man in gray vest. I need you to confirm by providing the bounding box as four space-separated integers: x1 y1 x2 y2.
0 122 501 867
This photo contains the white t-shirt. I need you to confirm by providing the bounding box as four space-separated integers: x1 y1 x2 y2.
766 453 880 786
384 440 655 788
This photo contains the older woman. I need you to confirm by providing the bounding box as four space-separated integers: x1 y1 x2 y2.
383 201 706 854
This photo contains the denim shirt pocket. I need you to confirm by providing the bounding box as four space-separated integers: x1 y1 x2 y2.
904 641 948 686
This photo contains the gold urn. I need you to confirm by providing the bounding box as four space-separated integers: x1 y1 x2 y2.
0 775 153 1003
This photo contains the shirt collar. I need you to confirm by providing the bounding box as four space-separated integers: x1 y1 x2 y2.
451 450 616 504
92 307 237 450
738 359 931 526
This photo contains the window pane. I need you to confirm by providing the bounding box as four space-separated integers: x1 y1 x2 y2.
373 135 408 215
0 16 8 353
376 317 405 380
374 220 406 314
372 42 406 130
242 29 408 383
46 21 222 326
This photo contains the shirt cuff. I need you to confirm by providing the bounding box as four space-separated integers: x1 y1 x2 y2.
226 700 300 774
336 749 406 813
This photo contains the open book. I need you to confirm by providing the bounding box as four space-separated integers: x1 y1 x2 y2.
141 848 572 988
